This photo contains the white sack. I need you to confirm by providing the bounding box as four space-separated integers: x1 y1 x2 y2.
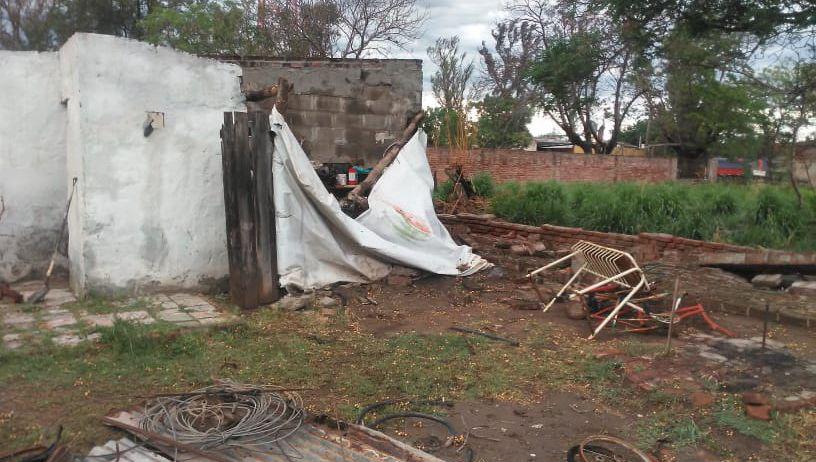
270 109 489 290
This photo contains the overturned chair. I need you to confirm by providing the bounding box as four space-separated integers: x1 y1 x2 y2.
527 240 650 340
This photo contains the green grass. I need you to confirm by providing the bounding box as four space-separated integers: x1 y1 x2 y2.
481 179 816 251
637 413 709 450
713 397 778 444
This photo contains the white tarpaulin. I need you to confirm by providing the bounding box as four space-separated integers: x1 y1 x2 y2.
270 108 489 290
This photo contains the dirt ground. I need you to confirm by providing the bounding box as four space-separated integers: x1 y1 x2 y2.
1 235 815 461
331 237 816 461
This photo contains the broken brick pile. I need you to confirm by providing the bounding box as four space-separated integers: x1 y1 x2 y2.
439 213 816 269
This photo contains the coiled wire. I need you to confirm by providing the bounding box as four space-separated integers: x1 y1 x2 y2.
139 381 304 452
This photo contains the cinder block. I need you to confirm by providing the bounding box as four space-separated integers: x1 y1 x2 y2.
751 274 783 289
789 281 816 296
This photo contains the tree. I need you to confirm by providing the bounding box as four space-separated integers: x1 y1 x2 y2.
760 62 816 204
603 0 816 43
428 36 474 112
0 0 54 50
264 0 426 58
474 96 533 148
475 20 538 148
142 1 280 55
519 0 646 153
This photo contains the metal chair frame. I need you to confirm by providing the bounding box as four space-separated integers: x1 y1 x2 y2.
527 240 651 340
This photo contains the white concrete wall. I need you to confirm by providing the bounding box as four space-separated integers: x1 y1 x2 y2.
61 34 244 295
0 51 67 282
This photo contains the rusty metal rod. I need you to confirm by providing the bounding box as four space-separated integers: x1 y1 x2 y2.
665 276 681 355
762 302 770 349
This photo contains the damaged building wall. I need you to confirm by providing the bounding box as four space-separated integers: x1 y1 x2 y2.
61 34 244 296
0 51 67 282
234 58 422 166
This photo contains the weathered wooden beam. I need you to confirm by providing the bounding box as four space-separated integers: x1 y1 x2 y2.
274 77 291 114
249 112 280 304
345 110 425 212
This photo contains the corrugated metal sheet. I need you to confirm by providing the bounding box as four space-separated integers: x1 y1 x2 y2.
100 411 445 462
86 438 170 462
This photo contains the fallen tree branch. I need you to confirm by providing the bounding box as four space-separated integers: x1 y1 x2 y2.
274 77 291 114
243 84 278 102
344 111 426 213
449 326 520 346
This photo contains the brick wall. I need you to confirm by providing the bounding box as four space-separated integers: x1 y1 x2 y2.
439 213 756 264
427 148 677 183
223 58 422 166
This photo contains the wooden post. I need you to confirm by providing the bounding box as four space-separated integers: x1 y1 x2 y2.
249 112 280 304
220 112 280 309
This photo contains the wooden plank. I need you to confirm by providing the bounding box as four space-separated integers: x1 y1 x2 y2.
233 112 260 309
220 113 244 306
250 112 280 304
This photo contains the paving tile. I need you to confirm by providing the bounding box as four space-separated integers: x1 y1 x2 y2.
168 293 210 308
116 310 155 324
157 310 194 323
187 310 217 320
160 301 179 309
4 312 35 327
198 317 228 326
3 333 23 350
185 303 217 313
83 313 115 328
43 313 77 329
53 333 83 346
43 289 77 307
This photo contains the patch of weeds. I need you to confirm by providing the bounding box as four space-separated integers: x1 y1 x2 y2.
647 390 680 407
97 319 176 356
582 358 622 384
700 376 721 392
63 295 123 314
619 340 665 357
713 397 777 444
637 413 707 450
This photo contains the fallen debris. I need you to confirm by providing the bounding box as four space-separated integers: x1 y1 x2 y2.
28 177 77 304
449 326 520 346
567 435 653 462
0 281 23 303
344 110 426 213
102 381 449 462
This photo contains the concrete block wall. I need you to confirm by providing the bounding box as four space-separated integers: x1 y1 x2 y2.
0 51 67 282
60 34 245 295
427 148 677 183
233 58 422 166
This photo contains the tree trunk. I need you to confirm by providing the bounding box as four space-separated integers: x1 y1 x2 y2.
344 111 426 213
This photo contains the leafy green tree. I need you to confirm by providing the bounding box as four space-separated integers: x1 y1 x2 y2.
645 32 767 175
513 0 647 154
428 35 474 112
474 95 533 148
141 1 280 55
475 20 538 148
422 107 475 148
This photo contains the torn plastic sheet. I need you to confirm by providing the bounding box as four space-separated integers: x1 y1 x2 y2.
270 108 490 290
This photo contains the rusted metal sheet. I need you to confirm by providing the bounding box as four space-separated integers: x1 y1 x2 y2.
103 411 444 462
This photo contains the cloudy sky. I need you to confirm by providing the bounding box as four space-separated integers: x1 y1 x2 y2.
388 0 558 136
